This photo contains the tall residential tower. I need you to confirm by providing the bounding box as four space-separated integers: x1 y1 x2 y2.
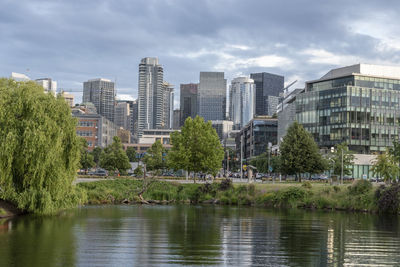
137 57 164 136
229 77 256 130
83 78 115 122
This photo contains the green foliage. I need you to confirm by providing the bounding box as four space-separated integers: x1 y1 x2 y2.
250 149 281 174
348 179 372 195
0 78 83 214
330 143 355 176
168 116 224 177
91 147 102 166
143 140 166 174
100 136 131 175
280 122 328 180
0 208 6 216
371 150 399 183
302 181 312 189
133 166 144 177
125 147 137 162
219 178 233 191
375 184 400 213
79 138 95 171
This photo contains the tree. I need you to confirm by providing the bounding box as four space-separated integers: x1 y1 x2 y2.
250 149 282 174
225 148 240 172
133 165 144 177
100 136 131 175
126 146 137 162
388 138 400 180
330 142 354 178
91 147 102 166
372 150 399 183
279 122 328 182
143 140 166 175
167 116 224 182
79 138 95 173
0 78 82 214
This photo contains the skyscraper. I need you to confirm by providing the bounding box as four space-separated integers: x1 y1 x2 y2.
180 83 198 125
250 72 284 116
229 77 255 130
137 57 164 136
198 72 227 121
83 78 115 122
162 82 174 129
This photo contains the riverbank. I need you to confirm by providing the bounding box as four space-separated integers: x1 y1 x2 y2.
0 200 24 218
76 178 397 213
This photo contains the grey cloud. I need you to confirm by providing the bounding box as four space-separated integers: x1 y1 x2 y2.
1 0 400 105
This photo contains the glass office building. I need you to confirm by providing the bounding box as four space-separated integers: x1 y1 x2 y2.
198 72 227 121
296 64 400 153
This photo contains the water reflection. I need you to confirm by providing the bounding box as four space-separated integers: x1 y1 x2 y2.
0 205 400 266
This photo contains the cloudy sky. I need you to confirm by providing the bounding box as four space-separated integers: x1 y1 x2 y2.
2 0 400 107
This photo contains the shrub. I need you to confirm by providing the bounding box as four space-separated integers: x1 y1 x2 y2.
333 185 341 193
376 184 400 213
247 184 256 195
219 178 232 191
348 179 372 195
302 181 312 189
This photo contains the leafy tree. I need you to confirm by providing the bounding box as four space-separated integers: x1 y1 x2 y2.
279 121 328 182
330 143 354 179
79 138 95 173
167 116 224 182
0 78 83 214
91 147 102 166
250 149 281 174
133 165 144 177
143 140 166 175
126 146 137 162
100 136 131 175
372 150 399 183
388 138 400 179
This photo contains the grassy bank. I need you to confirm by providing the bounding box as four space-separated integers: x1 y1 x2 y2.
76 178 400 214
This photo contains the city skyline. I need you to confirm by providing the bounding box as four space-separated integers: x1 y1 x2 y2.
2 0 400 108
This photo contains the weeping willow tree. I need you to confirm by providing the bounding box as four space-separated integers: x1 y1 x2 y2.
0 78 85 214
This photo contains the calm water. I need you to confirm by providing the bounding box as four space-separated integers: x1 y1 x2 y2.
1 205 400 267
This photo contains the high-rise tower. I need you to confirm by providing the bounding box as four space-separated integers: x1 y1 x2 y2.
198 72 227 121
82 78 115 122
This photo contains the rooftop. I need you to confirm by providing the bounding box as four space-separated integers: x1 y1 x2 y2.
310 63 400 83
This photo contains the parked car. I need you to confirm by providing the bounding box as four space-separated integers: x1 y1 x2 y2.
311 174 328 181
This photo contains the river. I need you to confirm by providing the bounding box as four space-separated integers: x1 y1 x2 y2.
0 205 399 266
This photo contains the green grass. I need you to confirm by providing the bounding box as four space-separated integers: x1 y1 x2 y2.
77 178 384 213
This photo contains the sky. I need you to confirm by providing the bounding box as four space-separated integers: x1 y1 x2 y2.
2 0 400 108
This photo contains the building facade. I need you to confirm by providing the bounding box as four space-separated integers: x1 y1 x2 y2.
180 83 198 125
250 72 284 116
173 109 181 129
162 82 174 129
115 101 131 130
277 88 304 143
35 78 57 96
72 106 118 150
296 64 400 153
236 116 278 160
229 77 255 130
60 91 74 107
83 78 115 122
137 57 164 136
198 72 227 121
211 120 233 141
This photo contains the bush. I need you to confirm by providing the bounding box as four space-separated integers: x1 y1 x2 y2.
302 181 312 189
348 179 372 195
333 185 341 193
376 184 400 213
247 184 256 195
219 178 232 191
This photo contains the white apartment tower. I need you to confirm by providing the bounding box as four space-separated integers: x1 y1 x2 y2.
137 57 164 137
